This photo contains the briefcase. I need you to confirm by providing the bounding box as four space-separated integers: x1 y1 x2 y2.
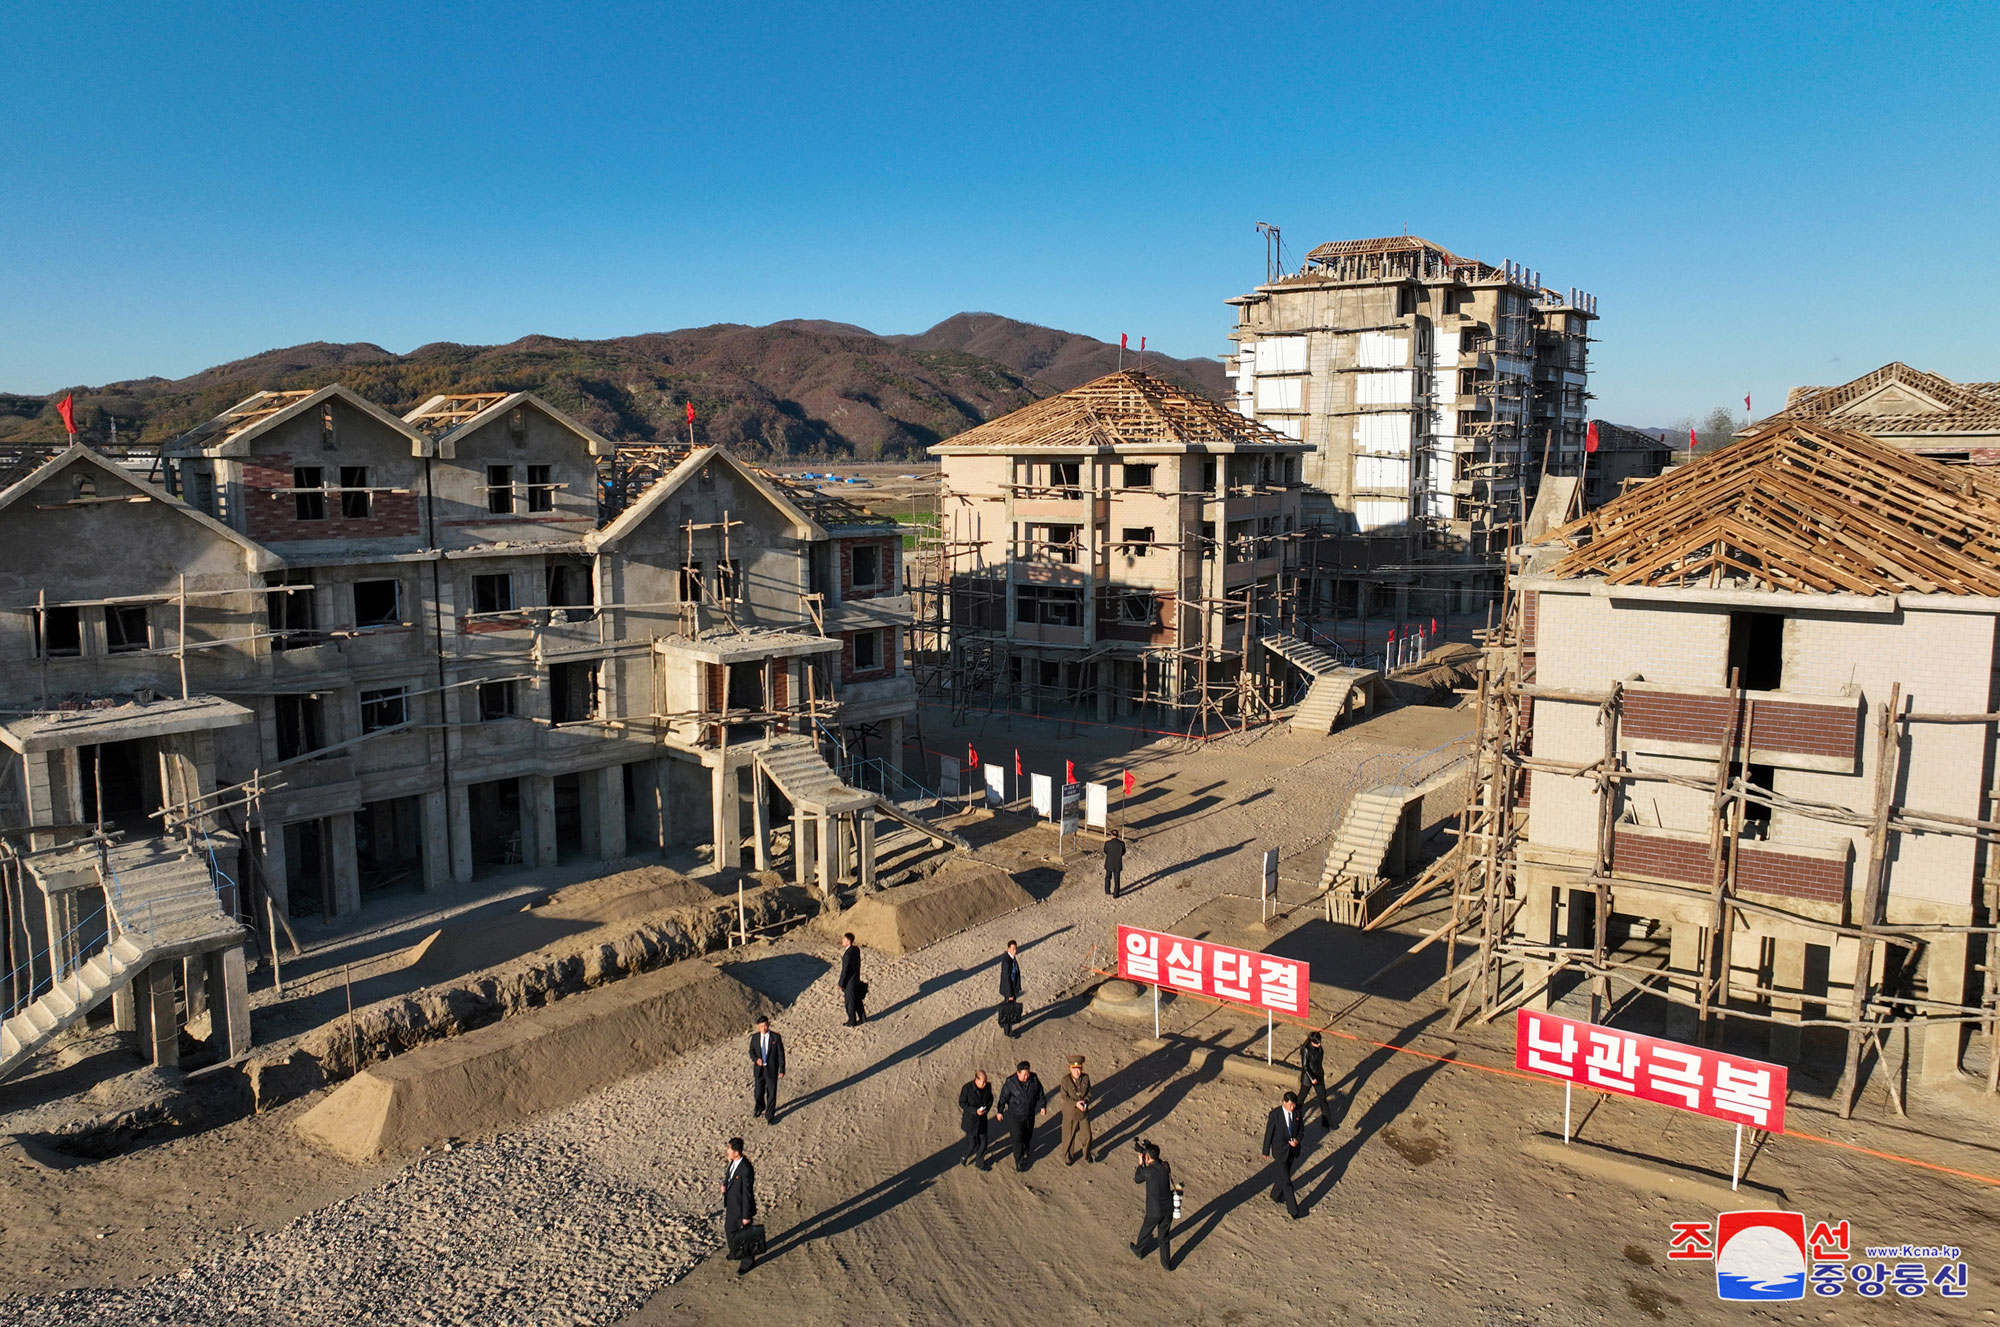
729 1224 767 1260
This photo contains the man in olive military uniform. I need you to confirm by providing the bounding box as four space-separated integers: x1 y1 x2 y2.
1055 1054 1095 1165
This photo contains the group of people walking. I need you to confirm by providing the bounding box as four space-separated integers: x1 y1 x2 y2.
718 872 1343 1278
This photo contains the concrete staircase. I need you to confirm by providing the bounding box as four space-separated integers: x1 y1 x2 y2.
1260 633 1386 736
756 739 968 851
0 841 242 1084
1318 787 1419 926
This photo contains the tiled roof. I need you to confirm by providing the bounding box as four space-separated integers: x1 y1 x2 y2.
931 370 1295 452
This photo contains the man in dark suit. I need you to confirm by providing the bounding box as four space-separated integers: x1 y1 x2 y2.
958 1068 994 1169
1102 831 1126 897
1297 1030 1331 1131
997 939 1024 1037
1261 1091 1305 1218
1131 1140 1174 1269
749 1016 786 1125
996 1060 1048 1173
838 932 866 1026
722 1137 758 1274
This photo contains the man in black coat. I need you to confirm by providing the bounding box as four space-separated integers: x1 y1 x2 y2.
1297 1030 1331 1131
958 1068 994 1169
749 1016 786 1125
1261 1091 1305 1218
1131 1140 1174 1269
996 1060 1048 1172
838 932 866 1026
996 939 1024 1037
1102 832 1126 897
722 1137 758 1274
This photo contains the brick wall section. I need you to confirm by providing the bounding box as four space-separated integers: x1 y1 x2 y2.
838 537 899 600
840 628 898 684
1520 590 1538 650
1611 827 1848 904
706 663 724 712
1621 690 1859 761
243 452 420 542
773 665 789 711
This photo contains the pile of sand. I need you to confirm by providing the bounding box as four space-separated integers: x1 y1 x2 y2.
294 958 775 1161
825 861 1034 955
1388 641 1481 702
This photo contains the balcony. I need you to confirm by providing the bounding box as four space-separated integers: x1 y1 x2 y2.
1611 823 1852 906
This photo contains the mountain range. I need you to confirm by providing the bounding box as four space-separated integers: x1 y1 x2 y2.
0 314 1229 461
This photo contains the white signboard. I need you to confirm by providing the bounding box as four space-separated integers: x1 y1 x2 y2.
1059 780 1081 836
983 763 1006 808
1030 772 1053 818
1084 782 1109 829
1262 848 1279 900
939 755 961 799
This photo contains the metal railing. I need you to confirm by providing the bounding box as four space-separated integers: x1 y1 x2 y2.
838 756 942 808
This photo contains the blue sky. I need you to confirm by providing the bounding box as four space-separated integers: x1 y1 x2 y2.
5 1 1996 424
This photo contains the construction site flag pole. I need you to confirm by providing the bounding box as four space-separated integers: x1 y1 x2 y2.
1153 982 1160 1039
1732 1124 1743 1191
1266 1010 1273 1065
1563 1083 1572 1144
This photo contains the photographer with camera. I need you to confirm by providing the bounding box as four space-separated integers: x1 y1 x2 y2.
1130 1138 1176 1271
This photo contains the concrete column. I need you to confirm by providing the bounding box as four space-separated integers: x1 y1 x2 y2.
524 775 558 868
183 955 208 1022
204 945 251 1061
886 717 907 777
112 984 136 1033
328 811 361 916
256 821 292 919
1096 662 1112 723
1519 884 1555 1012
859 809 877 891
420 789 452 891
584 765 626 862
1918 932 1970 1083
141 961 178 1069
446 785 473 883
710 764 734 872
650 757 673 855
1667 922 1704 1040
792 807 811 887
816 812 837 904
1769 938 1806 1061
750 767 771 872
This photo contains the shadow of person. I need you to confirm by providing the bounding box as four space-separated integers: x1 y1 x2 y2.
1323 1007 1447 1132
1296 1042 1456 1211
1122 839 1254 895
1009 986 1093 1037
865 925 1075 1024
783 1001 998 1115
758 1135 963 1262
1092 1032 1230 1157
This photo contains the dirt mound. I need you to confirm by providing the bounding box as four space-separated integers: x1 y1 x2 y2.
405 865 724 983
825 861 1034 955
1388 641 1481 703
294 959 775 1161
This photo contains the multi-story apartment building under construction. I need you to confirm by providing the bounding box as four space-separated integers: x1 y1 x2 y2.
1225 234 1597 614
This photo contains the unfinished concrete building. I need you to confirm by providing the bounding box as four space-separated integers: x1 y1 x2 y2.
1581 421 1675 509
1448 419 2000 1112
920 371 1380 733
1752 361 2000 464
0 389 934 1082
1225 235 1596 614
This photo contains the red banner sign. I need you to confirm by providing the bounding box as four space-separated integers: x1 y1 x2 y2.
1515 1009 1787 1132
1116 924 1308 1018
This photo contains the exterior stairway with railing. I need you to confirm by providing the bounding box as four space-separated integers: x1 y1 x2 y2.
1260 633 1387 736
757 738 968 850
0 838 248 1083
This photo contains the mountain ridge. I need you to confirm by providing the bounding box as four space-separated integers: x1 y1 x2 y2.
0 316 1228 460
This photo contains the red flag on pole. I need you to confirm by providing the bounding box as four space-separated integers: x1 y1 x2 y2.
1065 759 1076 784
686 401 696 424
55 394 76 436
1585 420 1599 454
1431 618 1438 636
1688 425 1699 450
1119 334 1128 350
1139 337 1146 351
1744 392 1752 414
1122 769 1134 796
1013 749 1022 777
968 743 979 770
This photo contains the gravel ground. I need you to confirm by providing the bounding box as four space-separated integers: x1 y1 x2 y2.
2 710 1480 1326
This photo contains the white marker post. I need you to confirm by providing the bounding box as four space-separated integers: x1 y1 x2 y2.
1563 1082 1573 1144
1153 982 1160 1039
1266 1010 1274 1065
1732 1124 1743 1191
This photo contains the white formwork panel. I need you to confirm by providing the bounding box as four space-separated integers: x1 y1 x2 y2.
1354 498 1410 531
1356 331 1411 369
1255 377 1304 412
1354 455 1411 490
1355 371 1413 407
1356 411 1413 455
1254 336 1308 374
